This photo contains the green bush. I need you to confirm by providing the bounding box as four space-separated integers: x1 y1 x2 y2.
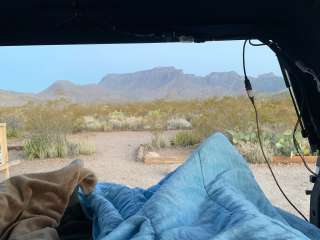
0 95 297 137
150 130 167 149
67 142 80 157
23 102 76 159
7 128 21 138
171 131 200 147
24 101 73 136
24 135 69 159
228 129 312 160
273 130 311 156
78 142 96 155
23 135 96 160
237 141 274 164
0 114 24 138
146 109 167 130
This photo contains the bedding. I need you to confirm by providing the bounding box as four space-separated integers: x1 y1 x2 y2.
0 160 96 240
79 133 320 240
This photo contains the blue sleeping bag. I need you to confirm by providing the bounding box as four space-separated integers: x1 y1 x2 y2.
78 133 320 239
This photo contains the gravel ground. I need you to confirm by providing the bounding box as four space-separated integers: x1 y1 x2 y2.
1 131 313 218
250 164 312 218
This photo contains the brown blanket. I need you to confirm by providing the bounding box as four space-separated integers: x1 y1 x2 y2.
0 160 97 240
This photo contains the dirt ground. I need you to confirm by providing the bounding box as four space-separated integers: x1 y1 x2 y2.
2 131 313 218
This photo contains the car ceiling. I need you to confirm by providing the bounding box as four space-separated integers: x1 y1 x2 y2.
0 0 316 45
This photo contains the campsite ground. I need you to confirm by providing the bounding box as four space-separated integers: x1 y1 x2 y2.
2 130 312 218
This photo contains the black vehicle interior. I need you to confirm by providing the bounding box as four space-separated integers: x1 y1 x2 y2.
1 0 320 227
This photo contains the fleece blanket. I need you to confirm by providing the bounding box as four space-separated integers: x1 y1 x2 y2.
0 160 97 240
79 133 320 240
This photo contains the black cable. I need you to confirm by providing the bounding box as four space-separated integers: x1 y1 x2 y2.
293 117 317 176
287 82 305 130
242 40 309 221
242 40 254 100
243 40 248 77
252 101 308 221
276 48 314 176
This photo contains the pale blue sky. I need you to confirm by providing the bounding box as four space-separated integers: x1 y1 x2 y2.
0 40 281 93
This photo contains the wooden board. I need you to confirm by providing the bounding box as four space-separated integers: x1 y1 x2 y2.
272 155 318 164
0 123 10 178
144 155 187 164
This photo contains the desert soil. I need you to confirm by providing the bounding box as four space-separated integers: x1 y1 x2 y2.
2 131 313 218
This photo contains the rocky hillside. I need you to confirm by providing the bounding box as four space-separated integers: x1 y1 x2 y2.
0 90 36 107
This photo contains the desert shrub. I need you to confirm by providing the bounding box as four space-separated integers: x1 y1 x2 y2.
237 141 274 164
125 116 144 130
67 142 81 157
24 135 96 160
81 116 104 131
72 118 86 133
24 134 69 159
107 119 129 130
24 135 49 159
227 129 273 163
150 131 167 149
228 128 312 162
105 111 127 128
146 109 167 130
171 131 200 147
77 141 96 155
103 111 145 131
144 110 169 149
24 102 73 136
273 130 311 156
167 118 192 130
23 102 76 159
0 114 24 138
272 130 294 156
109 110 126 120
105 119 124 130
104 119 122 131
229 129 257 144
0 95 297 136
7 127 21 138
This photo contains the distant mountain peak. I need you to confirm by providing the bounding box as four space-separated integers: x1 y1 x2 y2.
151 66 181 71
49 80 76 87
258 72 277 78
206 71 241 78
0 67 284 106
103 66 182 79
148 66 185 76
38 80 80 100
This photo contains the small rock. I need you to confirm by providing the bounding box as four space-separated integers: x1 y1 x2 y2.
136 145 145 162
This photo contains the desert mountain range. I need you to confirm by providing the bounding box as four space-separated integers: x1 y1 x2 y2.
0 67 285 106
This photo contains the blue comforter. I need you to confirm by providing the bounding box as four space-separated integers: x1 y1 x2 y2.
79 133 320 239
